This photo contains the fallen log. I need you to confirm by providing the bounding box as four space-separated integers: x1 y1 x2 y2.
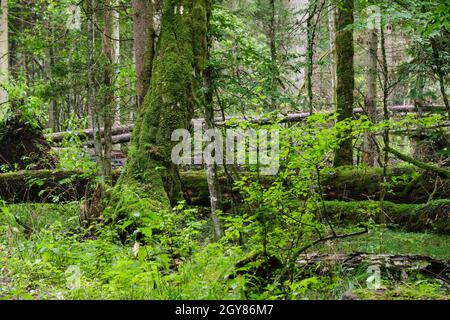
1 169 448 233
386 146 450 178
322 199 450 234
80 121 450 146
84 133 132 148
1 166 449 205
296 253 450 280
321 166 450 203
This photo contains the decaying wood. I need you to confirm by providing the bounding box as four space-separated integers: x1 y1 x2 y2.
1 166 449 205
297 253 449 281
323 199 450 234
80 184 103 228
0 117 56 170
386 146 450 178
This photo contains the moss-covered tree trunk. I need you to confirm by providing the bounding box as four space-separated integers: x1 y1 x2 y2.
112 0 209 215
132 0 159 110
333 0 354 167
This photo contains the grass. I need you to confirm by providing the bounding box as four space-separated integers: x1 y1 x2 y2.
0 203 449 300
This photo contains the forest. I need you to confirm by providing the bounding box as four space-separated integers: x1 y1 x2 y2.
0 0 449 301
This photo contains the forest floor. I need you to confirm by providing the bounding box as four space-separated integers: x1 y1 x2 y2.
0 202 448 300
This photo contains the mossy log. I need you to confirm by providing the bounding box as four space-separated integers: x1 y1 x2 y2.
1 166 449 205
0 170 92 203
321 166 450 203
322 199 450 234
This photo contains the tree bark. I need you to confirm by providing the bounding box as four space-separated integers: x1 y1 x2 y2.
333 0 354 167
132 0 157 110
297 253 449 279
363 6 378 166
0 0 8 105
203 1 223 239
328 3 336 103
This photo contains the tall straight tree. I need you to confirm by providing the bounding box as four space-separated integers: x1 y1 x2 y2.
132 0 158 110
113 0 210 214
363 5 379 166
328 2 336 99
90 0 117 182
202 0 223 239
333 0 354 167
0 0 8 105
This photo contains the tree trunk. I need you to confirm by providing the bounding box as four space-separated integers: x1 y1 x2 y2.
333 0 354 167
282 0 309 96
132 0 157 110
86 0 102 174
111 0 121 126
306 2 317 113
362 6 378 166
43 17 57 131
100 0 115 181
328 3 336 104
0 0 8 105
268 0 278 106
112 0 210 215
430 37 450 119
203 1 223 239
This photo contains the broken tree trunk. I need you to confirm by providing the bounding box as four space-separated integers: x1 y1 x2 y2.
45 105 447 144
333 0 355 167
0 116 56 170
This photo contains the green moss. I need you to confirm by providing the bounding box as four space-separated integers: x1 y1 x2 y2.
322 165 450 202
322 199 450 234
333 0 355 167
111 0 209 221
